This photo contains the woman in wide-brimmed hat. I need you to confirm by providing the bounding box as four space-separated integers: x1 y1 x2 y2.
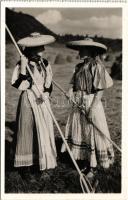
11 33 57 172
61 38 114 179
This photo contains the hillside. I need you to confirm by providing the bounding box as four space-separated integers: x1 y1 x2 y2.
6 8 57 41
6 8 122 52
6 8 122 80
57 34 122 53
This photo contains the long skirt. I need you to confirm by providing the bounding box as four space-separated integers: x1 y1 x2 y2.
14 90 57 170
61 91 114 169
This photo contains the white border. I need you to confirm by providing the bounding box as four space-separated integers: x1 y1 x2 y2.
1 1 128 200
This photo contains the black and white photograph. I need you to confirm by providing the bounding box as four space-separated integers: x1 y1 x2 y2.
1 3 125 198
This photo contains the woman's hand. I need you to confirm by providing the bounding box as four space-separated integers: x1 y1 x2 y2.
67 88 74 103
21 55 28 74
88 91 103 123
36 95 44 105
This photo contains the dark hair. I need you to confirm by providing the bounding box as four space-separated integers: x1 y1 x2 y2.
79 46 106 58
22 46 45 59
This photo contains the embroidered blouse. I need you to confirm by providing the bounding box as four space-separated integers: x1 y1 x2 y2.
70 58 113 94
11 58 53 94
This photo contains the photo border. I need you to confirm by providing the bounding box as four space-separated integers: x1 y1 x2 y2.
1 1 128 200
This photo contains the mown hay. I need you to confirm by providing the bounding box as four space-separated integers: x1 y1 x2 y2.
66 55 72 63
54 54 66 64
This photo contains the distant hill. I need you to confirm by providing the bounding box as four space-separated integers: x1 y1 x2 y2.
6 8 57 42
6 8 122 53
57 34 122 53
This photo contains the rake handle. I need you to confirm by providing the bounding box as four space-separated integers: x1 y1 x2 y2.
52 79 122 153
5 24 92 193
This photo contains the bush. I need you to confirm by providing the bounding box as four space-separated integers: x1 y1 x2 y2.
111 54 122 80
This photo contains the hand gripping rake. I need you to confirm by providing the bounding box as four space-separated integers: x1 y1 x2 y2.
52 74 121 154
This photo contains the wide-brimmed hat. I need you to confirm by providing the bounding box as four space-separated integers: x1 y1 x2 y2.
67 38 107 53
17 32 55 47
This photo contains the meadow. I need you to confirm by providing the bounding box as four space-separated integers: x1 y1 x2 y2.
5 42 121 193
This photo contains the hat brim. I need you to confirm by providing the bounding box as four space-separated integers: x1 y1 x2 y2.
18 35 55 47
67 40 107 53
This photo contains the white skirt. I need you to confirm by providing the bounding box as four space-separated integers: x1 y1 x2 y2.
14 90 57 170
61 91 114 169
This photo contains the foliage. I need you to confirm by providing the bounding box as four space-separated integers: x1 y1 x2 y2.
6 8 122 54
111 54 122 80
57 34 122 53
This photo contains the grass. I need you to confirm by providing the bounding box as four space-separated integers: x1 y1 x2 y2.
5 43 121 193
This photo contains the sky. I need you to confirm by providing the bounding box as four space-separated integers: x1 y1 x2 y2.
14 8 122 39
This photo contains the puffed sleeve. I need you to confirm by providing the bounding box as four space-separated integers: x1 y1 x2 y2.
11 64 30 91
93 62 113 90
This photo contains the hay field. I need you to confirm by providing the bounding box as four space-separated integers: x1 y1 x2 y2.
5 43 121 193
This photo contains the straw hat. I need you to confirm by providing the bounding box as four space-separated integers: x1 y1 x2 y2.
67 38 107 53
17 32 55 47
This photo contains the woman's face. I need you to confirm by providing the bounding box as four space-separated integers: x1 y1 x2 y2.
29 46 45 57
33 46 45 57
100 53 107 60
79 48 91 59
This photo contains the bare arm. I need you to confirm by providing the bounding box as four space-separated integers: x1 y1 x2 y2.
88 90 103 122
20 55 28 74
12 56 30 90
91 90 103 110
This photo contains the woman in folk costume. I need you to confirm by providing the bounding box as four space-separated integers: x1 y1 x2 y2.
61 38 114 179
11 33 57 171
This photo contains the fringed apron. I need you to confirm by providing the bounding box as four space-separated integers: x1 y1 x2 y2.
12 58 57 170
61 58 114 169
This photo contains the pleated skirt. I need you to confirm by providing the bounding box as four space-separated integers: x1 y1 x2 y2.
14 90 57 170
61 91 114 169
